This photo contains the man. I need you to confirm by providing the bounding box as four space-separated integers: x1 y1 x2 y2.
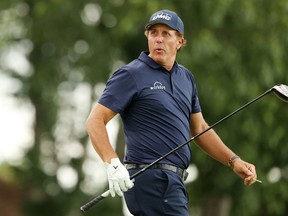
86 9 258 216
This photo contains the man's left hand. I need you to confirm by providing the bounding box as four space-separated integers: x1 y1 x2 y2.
230 158 258 186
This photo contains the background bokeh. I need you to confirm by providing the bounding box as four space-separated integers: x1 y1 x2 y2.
0 0 288 215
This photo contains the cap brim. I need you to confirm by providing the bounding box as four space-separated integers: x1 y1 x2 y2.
145 20 174 31
145 20 183 35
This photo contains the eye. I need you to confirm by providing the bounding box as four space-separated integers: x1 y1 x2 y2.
150 29 157 36
162 31 171 37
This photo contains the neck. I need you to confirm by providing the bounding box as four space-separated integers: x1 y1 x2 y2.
163 64 173 71
148 54 175 72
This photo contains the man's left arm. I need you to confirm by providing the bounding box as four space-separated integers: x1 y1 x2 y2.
190 112 258 185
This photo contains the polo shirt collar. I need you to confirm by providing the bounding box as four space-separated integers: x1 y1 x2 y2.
138 51 179 71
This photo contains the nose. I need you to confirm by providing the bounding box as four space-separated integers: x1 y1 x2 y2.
156 35 163 43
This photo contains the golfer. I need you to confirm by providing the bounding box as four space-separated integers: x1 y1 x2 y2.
86 9 258 216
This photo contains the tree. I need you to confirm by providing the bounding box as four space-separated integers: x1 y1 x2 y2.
0 0 287 215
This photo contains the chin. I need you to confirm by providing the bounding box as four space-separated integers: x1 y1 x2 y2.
154 58 165 65
151 54 164 63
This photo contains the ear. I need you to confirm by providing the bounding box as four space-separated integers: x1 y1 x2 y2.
177 37 184 50
144 30 149 38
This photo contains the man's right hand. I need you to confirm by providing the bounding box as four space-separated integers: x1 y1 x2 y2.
105 158 134 197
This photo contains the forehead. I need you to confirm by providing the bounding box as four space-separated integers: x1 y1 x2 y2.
148 23 176 32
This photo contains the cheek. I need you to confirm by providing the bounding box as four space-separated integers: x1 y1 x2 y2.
176 40 182 49
169 42 179 51
147 40 153 49
148 38 155 46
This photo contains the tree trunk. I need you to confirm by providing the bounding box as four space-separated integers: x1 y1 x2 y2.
0 179 23 216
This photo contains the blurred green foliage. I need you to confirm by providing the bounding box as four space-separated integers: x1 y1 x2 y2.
0 0 288 215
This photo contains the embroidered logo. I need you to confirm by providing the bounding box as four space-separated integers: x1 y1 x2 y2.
150 81 166 90
151 13 172 21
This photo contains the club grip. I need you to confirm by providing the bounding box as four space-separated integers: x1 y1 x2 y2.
80 191 109 213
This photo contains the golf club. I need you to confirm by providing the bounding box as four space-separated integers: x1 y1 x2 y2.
272 84 288 102
80 84 288 213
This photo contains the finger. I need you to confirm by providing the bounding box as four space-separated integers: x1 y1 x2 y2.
244 178 253 186
244 168 253 176
125 179 134 189
109 181 115 197
244 176 257 185
119 181 128 192
247 165 256 175
113 183 123 197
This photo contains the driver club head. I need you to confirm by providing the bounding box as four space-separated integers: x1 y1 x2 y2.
272 84 288 103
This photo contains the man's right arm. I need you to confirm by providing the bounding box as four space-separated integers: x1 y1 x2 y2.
86 102 134 197
86 102 118 163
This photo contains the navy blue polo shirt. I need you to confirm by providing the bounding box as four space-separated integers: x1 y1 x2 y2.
98 51 201 169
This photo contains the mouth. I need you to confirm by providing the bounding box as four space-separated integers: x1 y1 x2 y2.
155 48 164 53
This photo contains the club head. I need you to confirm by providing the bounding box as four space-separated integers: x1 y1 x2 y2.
272 84 288 103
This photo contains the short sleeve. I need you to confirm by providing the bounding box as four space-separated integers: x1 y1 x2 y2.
98 68 138 113
190 75 202 114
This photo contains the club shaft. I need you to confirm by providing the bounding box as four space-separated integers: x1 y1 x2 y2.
80 88 273 213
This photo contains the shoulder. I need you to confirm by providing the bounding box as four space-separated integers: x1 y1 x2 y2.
177 64 196 81
116 57 154 82
110 58 142 77
123 58 145 72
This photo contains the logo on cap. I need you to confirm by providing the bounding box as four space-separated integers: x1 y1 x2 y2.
151 13 172 21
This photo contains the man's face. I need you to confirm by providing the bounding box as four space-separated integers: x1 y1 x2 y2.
146 24 183 70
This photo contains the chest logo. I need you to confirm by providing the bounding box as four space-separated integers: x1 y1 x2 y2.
150 81 166 90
